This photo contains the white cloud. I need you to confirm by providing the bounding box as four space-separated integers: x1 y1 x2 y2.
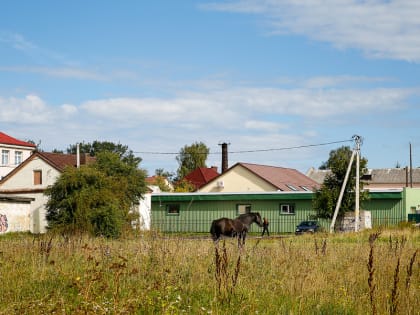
0 95 81 124
202 0 420 62
0 66 106 81
244 120 287 132
61 104 78 115
0 95 52 123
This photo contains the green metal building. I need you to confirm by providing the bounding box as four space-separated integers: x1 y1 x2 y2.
150 188 420 233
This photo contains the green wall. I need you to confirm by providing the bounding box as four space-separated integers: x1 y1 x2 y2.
152 193 319 233
151 190 413 233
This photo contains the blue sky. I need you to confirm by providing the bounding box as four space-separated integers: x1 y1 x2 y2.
1 0 419 176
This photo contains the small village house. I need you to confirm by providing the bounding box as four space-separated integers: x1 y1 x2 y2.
0 151 94 233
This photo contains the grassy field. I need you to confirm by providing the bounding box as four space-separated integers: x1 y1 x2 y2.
0 228 419 315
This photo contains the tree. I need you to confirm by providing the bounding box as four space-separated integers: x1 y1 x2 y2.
67 140 142 167
45 151 147 238
313 146 369 219
175 142 209 180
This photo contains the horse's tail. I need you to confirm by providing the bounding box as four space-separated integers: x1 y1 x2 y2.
210 220 219 241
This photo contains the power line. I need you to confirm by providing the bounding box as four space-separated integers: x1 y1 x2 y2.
133 139 353 155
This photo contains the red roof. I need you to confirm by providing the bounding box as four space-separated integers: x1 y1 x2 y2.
237 162 320 191
184 167 220 190
0 132 36 148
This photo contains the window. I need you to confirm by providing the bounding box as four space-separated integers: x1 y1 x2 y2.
166 204 180 215
286 184 298 191
280 204 295 214
1 150 9 166
300 186 312 192
237 204 251 215
33 170 42 185
15 151 23 165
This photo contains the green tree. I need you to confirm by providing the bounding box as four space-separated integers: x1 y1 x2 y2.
175 142 209 180
173 178 196 192
45 151 147 238
67 140 141 167
313 146 369 219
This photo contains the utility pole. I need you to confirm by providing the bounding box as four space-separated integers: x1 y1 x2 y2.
329 135 362 233
354 135 362 232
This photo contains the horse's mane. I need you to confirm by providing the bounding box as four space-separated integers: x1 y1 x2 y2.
238 212 260 218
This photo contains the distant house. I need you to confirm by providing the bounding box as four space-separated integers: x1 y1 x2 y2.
306 167 420 190
0 151 94 233
0 131 36 179
199 162 320 193
145 175 174 192
183 166 219 191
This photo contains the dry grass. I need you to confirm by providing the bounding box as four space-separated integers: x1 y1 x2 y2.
0 228 419 314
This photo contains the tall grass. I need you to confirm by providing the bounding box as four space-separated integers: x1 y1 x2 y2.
0 228 419 314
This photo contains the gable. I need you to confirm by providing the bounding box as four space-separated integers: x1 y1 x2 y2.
199 164 278 192
199 162 319 193
0 154 62 191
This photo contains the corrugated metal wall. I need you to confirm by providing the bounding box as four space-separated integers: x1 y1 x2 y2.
362 198 404 227
151 191 407 233
152 196 317 233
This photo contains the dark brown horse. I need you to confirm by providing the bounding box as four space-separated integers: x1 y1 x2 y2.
210 212 263 247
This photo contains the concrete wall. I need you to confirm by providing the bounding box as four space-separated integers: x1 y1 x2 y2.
0 199 32 233
403 188 420 215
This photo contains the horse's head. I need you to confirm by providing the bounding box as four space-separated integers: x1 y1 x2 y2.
253 212 263 227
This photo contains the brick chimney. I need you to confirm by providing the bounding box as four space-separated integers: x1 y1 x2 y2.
220 142 229 173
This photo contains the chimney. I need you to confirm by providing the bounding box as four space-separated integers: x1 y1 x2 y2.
76 143 80 168
220 142 229 173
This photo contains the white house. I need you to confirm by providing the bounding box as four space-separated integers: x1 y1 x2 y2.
0 131 36 179
0 151 94 233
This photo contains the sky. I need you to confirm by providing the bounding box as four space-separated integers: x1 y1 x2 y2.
1 0 420 176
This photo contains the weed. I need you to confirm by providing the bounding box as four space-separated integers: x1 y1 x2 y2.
367 231 380 315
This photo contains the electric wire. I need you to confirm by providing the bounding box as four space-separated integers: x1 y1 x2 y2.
133 139 353 155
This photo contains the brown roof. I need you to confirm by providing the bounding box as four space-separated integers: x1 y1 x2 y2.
37 152 95 171
0 151 95 185
184 167 220 190
237 162 320 191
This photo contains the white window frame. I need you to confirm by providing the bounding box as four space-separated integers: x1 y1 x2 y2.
1 150 9 166
280 204 295 215
15 151 23 165
166 204 180 216
237 204 251 215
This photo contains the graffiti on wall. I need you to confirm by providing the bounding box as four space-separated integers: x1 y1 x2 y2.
0 214 8 232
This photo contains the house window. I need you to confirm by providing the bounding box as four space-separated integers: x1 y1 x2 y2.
15 151 23 165
33 170 42 185
237 204 251 215
280 204 295 215
166 204 180 215
1 150 9 166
